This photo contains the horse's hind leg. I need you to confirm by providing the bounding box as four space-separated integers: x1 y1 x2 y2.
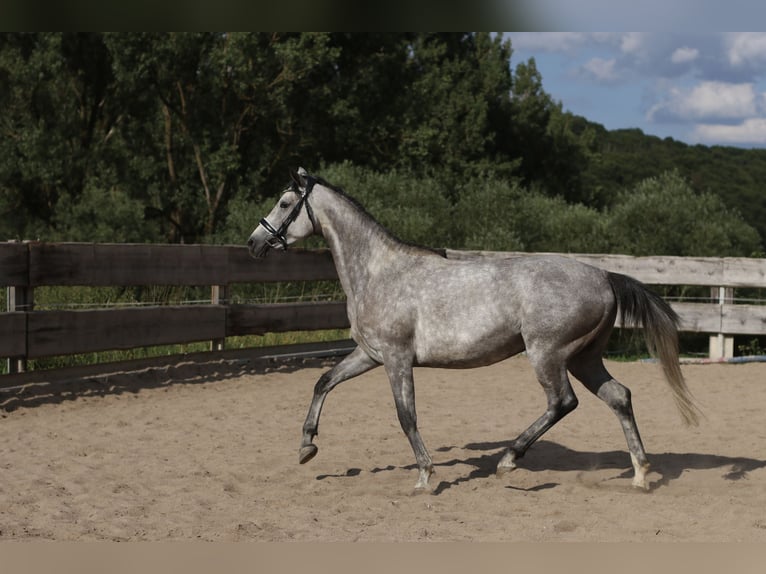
299 346 379 464
568 356 650 490
497 351 579 475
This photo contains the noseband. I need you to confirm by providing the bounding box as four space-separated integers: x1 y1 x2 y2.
259 177 319 251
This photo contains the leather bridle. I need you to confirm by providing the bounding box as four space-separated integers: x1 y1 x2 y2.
259 176 319 251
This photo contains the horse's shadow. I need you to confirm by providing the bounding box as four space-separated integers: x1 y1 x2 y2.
352 440 766 495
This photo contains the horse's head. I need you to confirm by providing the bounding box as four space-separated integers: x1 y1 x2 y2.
247 167 320 258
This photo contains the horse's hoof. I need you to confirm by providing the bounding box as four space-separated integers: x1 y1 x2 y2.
410 486 430 496
632 478 651 491
496 450 518 477
495 463 517 477
299 444 318 464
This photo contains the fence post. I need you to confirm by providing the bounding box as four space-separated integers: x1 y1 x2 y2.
709 286 734 360
6 283 33 373
210 284 227 351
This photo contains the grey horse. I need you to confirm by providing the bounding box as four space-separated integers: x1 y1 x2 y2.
247 168 700 492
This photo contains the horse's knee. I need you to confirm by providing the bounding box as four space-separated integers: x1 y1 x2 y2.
543 393 578 424
550 390 578 418
313 371 334 395
561 392 579 415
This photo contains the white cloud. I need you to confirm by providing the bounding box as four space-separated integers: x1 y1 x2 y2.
693 118 766 145
505 31 766 147
508 32 625 53
671 47 699 64
648 81 760 122
726 32 766 66
508 32 589 52
582 57 619 82
620 33 644 55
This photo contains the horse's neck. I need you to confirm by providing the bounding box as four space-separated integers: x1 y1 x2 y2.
314 187 401 302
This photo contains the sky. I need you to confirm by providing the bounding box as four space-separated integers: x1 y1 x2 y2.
506 32 766 149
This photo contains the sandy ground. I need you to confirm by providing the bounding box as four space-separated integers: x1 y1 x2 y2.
1 354 765 542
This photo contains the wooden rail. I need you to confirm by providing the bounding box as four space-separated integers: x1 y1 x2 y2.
3 243 766 377
1 242 348 374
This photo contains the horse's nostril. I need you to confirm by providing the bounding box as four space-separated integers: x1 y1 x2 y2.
247 237 255 248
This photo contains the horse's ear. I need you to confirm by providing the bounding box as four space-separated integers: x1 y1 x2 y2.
290 167 308 188
289 169 304 188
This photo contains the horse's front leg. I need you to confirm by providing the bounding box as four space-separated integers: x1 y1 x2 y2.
300 346 379 464
384 355 434 493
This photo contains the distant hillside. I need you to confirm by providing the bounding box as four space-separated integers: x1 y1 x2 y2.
579 122 766 247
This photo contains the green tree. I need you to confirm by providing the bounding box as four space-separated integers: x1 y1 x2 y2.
582 126 766 249
313 33 414 171
7 32 762 259
319 162 454 247
104 33 522 241
506 57 594 203
396 33 517 182
606 171 761 257
0 33 140 240
105 32 340 242
217 161 455 249
454 178 609 253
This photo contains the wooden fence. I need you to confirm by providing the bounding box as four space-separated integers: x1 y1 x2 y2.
3 242 766 379
1 242 348 375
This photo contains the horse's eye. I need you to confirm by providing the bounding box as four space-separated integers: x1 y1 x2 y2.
279 201 291 209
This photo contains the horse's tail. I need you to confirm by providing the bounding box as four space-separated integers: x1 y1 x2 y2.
607 272 701 426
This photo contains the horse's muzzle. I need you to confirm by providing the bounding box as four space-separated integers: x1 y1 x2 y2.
247 238 271 258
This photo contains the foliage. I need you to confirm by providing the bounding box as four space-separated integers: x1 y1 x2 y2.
583 127 766 247
1 32 764 258
506 59 597 204
317 162 455 247
455 178 609 252
736 337 766 357
606 171 761 257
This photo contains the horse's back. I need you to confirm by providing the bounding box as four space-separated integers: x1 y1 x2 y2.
381 253 617 368
425 253 613 311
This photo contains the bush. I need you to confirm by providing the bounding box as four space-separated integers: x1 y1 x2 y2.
218 165 761 259
455 178 610 253
306 162 455 248
50 183 162 243
606 171 761 257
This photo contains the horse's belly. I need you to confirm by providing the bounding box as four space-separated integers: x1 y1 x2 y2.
413 326 525 368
